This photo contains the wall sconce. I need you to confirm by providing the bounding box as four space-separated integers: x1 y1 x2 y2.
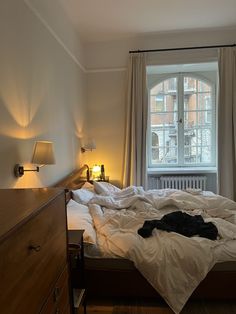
81 138 96 153
14 141 55 177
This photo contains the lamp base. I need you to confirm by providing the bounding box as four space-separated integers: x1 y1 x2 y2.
14 164 40 178
14 164 24 177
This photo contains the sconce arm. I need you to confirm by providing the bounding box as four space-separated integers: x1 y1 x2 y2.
14 164 40 178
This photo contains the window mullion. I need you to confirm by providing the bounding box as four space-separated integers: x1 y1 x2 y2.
148 91 152 167
178 74 184 166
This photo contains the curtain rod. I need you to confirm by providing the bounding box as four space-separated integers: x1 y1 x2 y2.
129 43 236 54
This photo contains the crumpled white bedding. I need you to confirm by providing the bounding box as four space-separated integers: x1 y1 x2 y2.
88 187 236 314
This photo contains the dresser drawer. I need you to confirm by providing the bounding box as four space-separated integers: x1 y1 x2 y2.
40 266 70 314
0 193 67 314
63 304 71 314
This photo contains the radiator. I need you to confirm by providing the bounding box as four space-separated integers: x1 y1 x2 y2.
159 175 207 190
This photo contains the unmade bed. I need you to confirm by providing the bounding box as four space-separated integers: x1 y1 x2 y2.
56 166 236 314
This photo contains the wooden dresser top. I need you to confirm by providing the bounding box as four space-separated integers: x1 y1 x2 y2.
0 188 65 243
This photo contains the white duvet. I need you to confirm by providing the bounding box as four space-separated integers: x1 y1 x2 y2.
88 187 236 313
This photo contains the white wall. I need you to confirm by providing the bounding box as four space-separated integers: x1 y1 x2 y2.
85 70 126 187
0 0 87 188
84 27 236 188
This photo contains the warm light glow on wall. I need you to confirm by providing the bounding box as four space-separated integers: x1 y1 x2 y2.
0 126 40 139
0 85 42 127
0 97 42 139
0 48 50 137
13 163 42 188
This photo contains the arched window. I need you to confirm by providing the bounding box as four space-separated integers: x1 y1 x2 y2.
149 74 216 167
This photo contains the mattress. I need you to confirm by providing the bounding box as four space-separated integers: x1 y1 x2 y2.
84 255 236 272
84 226 236 273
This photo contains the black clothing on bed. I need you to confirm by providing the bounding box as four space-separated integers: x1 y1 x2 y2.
138 211 218 240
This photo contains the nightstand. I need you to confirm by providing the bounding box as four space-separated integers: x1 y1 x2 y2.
68 230 86 314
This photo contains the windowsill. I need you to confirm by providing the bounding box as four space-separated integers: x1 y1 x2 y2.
148 167 217 175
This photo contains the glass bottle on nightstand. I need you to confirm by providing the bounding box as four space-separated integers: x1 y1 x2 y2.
100 164 105 181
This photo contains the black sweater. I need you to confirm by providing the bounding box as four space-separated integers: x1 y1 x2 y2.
138 211 218 240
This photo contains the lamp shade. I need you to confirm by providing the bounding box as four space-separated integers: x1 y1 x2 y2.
31 141 55 165
84 139 96 151
81 138 96 153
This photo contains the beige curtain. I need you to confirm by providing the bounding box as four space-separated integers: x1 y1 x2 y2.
218 47 236 200
122 53 148 188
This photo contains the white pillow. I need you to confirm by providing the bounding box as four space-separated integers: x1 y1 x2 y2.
67 199 89 213
93 181 121 195
72 188 95 205
66 199 97 244
81 181 94 192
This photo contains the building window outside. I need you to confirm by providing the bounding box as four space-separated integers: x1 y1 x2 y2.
148 71 216 168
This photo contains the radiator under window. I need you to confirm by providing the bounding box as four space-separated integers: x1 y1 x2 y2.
153 175 207 190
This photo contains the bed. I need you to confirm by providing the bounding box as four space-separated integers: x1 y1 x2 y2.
56 165 236 314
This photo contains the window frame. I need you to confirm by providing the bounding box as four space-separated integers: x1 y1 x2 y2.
148 72 216 169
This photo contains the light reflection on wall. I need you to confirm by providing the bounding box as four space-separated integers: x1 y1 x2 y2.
13 167 42 188
0 124 40 140
73 114 85 167
0 29 51 139
0 82 44 139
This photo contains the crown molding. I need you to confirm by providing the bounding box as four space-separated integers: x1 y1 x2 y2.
86 67 127 73
24 0 128 74
24 0 86 73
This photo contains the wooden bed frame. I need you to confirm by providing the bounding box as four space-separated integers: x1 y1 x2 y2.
56 165 236 301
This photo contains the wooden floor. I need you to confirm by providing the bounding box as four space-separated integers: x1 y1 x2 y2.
82 298 236 314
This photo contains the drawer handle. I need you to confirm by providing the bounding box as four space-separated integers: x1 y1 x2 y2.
29 245 41 252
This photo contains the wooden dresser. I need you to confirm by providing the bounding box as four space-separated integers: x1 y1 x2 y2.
0 188 71 314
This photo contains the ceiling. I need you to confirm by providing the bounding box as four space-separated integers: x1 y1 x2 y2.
58 0 236 42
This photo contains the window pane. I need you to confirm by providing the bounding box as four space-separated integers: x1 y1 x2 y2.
198 80 211 92
151 112 177 126
150 95 164 112
198 92 212 110
201 129 211 146
197 111 212 126
184 145 197 163
184 126 198 163
184 129 196 145
163 78 177 93
197 111 205 126
166 95 177 111
151 126 178 164
152 129 164 146
152 147 164 164
151 78 177 112
164 146 177 164
184 111 197 127
205 111 212 124
196 147 201 162
201 146 211 163
152 148 160 163
184 77 197 92
150 82 163 94
184 94 197 110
